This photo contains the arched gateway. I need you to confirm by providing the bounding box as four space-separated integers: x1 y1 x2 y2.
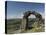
21 11 42 32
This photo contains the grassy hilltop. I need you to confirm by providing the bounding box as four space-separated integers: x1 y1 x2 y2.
7 18 45 34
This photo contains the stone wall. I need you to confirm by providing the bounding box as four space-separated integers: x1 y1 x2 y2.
21 11 42 32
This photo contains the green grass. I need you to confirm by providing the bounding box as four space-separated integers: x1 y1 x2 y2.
7 18 45 34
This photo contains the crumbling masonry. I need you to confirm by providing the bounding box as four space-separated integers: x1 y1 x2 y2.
21 11 42 32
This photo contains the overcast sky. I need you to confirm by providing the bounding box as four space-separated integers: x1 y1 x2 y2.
7 1 45 19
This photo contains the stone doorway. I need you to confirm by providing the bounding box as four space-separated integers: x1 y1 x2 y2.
21 11 42 32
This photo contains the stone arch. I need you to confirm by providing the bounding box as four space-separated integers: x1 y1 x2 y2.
21 11 42 32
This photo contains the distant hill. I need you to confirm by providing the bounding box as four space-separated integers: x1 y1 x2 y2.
6 18 45 33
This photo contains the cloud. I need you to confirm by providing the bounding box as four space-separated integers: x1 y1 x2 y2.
7 13 24 19
7 11 45 19
28 14 36 18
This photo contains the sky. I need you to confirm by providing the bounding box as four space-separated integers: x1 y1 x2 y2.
7 1 45 19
